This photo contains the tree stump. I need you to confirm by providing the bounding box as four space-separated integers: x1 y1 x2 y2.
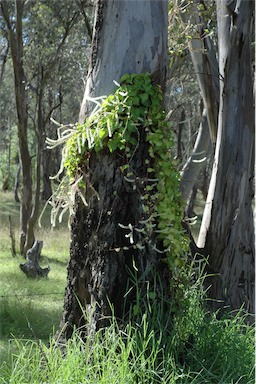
20 240 50 278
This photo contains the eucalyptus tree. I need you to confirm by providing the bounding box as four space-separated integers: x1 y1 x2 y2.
175 0 254 314
167 0 255 316
197 0 255 314
54 0 189 341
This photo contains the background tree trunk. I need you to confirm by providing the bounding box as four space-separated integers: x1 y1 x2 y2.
1 0 34 254
181 0 219 144
41 147 53 201
14 162 21 203
0 39 8 84
58 0 169 341
197 0 255 315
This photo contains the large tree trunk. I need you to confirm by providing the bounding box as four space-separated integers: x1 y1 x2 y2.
197 0 255 315
58 0 169 341
61 142 171 339
79 0 168 121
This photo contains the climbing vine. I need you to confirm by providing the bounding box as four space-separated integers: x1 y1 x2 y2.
46 73 188 270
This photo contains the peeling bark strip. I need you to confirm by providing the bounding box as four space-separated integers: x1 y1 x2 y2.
198 0 255 315
58 0 169 340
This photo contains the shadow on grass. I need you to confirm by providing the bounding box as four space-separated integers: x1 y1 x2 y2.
40 255 68 267
0 294 63 341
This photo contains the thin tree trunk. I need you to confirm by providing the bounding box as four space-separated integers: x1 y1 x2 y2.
0 41 8 84
180 108 211 203
24 84 45 254
14 161 21 203
41 147 53 201
178 1 219 208
8 215 16 257
181 0 219 144
198 0 255 315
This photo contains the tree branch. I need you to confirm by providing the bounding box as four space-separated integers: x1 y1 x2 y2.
75 0 93 41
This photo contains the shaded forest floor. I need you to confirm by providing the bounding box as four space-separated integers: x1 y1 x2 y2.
0 191 254 383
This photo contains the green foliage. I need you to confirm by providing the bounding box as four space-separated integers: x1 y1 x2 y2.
64 73 160 176
63 73 188 270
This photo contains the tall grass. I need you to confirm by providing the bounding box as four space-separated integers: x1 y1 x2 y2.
0 262 254 383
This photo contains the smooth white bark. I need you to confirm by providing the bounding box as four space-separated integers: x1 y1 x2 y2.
79 0 168 121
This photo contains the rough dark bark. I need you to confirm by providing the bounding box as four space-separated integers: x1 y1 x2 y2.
198 0 255 315
20 240 49 278
59 133 171 339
